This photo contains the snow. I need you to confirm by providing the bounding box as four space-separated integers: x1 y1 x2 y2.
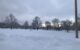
0 29 80 50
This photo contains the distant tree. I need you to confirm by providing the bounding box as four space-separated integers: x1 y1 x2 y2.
0 22 6 28
77 17 80 29
52 18 59 28
5 16 10 24
4 16 10 28
72 17 80 30
4 14 20 28
77 17 80 23
45 21 51 30
61 20 72 32
23 21 29 29
32 16 42 29
10 14 19 28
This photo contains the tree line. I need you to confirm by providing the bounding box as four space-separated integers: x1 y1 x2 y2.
0 14 80 31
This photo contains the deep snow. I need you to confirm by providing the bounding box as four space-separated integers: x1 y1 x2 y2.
0 29 80 50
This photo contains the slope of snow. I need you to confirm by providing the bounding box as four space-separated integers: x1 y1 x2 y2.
0 29 80 50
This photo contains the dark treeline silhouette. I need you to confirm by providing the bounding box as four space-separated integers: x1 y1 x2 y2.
0 14 80 31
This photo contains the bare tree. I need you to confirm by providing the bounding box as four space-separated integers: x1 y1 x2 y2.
52 18 59 28
32 16 42 30
61 20 72 32
5 14 19 29
45 21 51 30
24 21 29 29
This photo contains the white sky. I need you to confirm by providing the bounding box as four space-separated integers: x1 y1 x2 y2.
0 0 80 23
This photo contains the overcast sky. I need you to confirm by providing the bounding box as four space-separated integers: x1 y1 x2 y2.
0 0 80 23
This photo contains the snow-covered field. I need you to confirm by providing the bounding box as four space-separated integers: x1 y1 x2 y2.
0 29 80 50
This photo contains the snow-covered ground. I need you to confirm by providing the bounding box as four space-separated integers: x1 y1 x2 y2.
0 28 80 50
